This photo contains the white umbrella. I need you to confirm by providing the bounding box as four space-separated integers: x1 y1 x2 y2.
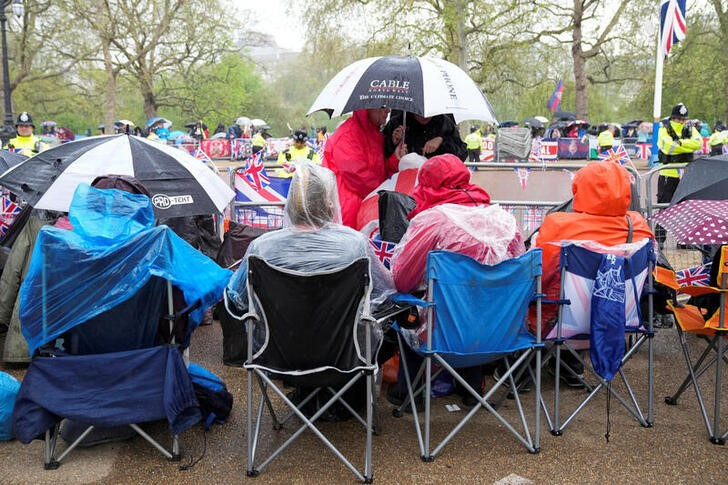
236 116 251 126
0 135 234 218
307 56 498 123
250 119 267 128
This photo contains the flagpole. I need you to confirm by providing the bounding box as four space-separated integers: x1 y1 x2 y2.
650 3 664 166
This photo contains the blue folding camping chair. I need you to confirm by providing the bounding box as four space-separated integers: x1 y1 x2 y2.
541 239 656 436
392 249 543 460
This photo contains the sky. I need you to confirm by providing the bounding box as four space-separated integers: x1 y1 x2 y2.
236 0 306 51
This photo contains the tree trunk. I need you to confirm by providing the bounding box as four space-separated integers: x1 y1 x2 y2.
572 0 588 120
102 42 116 135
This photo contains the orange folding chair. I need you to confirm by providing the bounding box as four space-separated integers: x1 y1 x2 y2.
657 247 728 444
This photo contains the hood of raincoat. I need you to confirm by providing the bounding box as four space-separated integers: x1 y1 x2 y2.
68 183 155 244
410 153 490 218
572 162 631 217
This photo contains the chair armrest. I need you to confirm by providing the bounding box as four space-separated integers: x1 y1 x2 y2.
392 292 433 308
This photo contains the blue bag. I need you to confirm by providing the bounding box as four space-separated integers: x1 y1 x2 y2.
0 371 20 440
590 254 626 381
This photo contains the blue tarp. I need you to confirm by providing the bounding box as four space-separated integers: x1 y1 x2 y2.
19 184 232 355
417 250 542 368
12 346 200 443
0 372 20 440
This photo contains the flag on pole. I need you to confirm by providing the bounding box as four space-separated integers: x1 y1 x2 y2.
660 0 687 57
546 80 564 112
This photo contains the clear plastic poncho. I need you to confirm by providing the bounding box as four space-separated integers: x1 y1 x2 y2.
226 162 395 318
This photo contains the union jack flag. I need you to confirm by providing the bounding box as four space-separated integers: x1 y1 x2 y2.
598 144 631 165
675 263 711 287
528 137 542 163
243 152 270 191
634 143 651 160
194 146 213 164
0 195 21 236
522 205 546 233
514 167 530 190
369 237 396 269
660 0 687 58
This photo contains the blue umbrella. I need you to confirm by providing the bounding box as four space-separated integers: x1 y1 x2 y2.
168 130 186 141
146 117 172 129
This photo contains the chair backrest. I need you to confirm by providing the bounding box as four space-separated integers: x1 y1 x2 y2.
66 276 168 355
425 250 542 365
246 256 372 374
547 239 654 340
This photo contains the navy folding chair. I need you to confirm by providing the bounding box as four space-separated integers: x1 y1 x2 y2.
541 239 656 436
393 250 543 460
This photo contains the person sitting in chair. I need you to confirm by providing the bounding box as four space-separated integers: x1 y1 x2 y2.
389 153 525 406
225 161 395 337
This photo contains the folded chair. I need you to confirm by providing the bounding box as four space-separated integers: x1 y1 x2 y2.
661 246 728 444
239 256 379 483
392 249 543 460
541 239 656 436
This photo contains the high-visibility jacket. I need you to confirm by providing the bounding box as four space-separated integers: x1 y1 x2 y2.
5 134 47 156
657 120 701 178
464 130 482 150
709 130 728 146
274 145 321 178
597 129 615 149
251 133 266 148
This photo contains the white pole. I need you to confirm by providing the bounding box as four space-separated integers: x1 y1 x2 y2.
651 5 664 165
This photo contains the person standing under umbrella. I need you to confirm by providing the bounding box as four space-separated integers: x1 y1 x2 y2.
383 111 467 161
324 108 407 228
4 112 47 156
656 103 702 247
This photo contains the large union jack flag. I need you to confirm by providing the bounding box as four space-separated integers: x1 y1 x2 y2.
242 152 270 190
675 263 711 287
660 0 687 57
598 144 632 165
0 195 21 236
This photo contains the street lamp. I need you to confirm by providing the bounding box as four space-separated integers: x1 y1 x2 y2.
0 0 23 147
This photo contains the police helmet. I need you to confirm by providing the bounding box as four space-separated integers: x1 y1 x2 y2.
15 111 34 127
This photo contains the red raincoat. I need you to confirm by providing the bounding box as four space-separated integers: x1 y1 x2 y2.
323 110 399 227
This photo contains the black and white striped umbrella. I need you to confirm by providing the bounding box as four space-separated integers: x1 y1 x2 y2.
307 56 498 123
0 135 235 217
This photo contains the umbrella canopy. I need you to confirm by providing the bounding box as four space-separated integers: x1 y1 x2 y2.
168 130 186 141
553 110 576 121
41 120 57 128
652 199 728 245
184 121 208 129
534 116 549 123
115 119 135 127
499 120 518 128
0 135 235 218
250 118 267 127
0 149 27 174
521 117 544 128
670 155 728 204
638 122 653 133
146 117 172 129
236 116 251 126
307 56 497 123
55 127 75 142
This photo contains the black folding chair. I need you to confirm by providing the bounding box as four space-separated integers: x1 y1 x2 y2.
239 256 378 483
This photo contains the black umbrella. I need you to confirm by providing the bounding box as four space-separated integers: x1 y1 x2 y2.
670 155 728 204
185 121 208 129
0 150 27 174
521 117 544 129
0 135 234 217
499 120 518 128
553 110 576 121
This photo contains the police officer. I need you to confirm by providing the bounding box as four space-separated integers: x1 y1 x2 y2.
5 112 47 156
464 125 482 164
656 103 702 246
709 121 727 156
251 129 266 155
597 124 617 153
275 129 321 178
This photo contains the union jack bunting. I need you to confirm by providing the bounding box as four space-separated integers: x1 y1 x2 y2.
528 137 542 163
598 144 631 165
369 236 396 269
675 263 711 287
660 0 687 57
514 167 530 190
522 206 546 233
0 195 21 236
634 143 652 160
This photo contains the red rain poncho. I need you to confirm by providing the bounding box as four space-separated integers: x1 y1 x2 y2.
409 153 490 218
323 110 399 227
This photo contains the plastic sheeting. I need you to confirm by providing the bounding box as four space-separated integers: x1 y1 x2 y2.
19 184 232 355
282 162 342 229
12 345 200 443
0 371 20 440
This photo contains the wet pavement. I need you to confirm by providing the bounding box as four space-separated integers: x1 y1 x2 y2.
2 320 727 484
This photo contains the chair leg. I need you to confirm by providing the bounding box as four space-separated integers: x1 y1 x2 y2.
712 334 726 445
247 367 259 477
44 423 61 470
665 336 719 405
365 371 374 482
423 353 433 462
